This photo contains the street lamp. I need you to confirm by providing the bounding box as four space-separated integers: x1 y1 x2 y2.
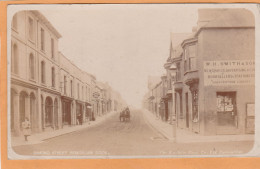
169 63 177 142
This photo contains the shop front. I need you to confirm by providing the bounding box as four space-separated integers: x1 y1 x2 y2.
76 100 84 125
61 96 73 127
85 102 92 121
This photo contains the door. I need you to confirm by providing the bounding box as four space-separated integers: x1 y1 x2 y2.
185 93 189 128
217 92 238 134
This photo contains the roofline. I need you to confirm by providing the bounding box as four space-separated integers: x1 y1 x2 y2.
32 10 62 39
59 51 97 80
194 26 255 38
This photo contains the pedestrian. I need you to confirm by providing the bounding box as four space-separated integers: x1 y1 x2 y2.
22 117 31 141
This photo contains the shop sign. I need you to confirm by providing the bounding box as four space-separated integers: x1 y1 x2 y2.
204 60 255 86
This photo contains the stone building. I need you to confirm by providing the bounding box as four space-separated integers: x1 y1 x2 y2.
144 8 255 136
171 8 255 135
11 11 62 136
10 10 127 137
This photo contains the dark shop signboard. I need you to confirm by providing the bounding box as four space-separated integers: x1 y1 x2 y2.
204 60 255 86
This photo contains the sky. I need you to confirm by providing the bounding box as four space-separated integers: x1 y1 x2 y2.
8 4 257 108
37 4 202 108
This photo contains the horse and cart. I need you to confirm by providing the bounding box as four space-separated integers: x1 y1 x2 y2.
119 107 131 122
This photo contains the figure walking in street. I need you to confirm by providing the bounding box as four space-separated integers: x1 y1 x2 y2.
22 117 31 141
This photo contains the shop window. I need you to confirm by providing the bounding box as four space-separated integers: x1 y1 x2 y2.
29 53 35 80
40 28 45 51
28 17 34 41
216 92 237 127
192 90 199 122
41 61 45 84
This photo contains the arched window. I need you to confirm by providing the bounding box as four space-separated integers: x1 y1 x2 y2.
29 53 35 79
12 43 19 74
12 13 18 30
52 67 55 87
41 61 45 84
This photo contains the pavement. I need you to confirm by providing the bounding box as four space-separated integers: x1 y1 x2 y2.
142 109 254 143
11 111 118 147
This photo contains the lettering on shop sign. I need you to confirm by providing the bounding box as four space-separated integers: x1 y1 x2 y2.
204 60 255 86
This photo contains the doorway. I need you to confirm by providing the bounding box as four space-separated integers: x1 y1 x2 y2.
216 92 238 134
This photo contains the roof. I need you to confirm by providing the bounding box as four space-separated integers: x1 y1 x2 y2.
32 10 62 39
180 8 255 47
197 8 255 30
148 76 161 90
168 33 192 60
170 33 192 49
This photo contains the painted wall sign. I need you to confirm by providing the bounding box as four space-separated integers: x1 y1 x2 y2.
204 60 255 86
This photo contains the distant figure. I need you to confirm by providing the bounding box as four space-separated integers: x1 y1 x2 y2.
77 113 82 125
22 117 31 141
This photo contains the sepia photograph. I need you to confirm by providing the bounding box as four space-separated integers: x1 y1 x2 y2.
7 4 257 159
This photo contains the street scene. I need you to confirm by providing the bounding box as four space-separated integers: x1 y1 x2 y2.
9 5 255 158
12 109 253 156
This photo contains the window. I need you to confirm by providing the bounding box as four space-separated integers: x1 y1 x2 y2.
176 62 181 81
51 67 55 87
41 61 45 83
28 17 34 41
82 86 84 100
77 84 79 99
51 38 54 59
184 45 197 72
88 88 91 101
188 45 196 70
12 13 18 30
184 49 188 72
29 53 35 79
40 28 45 51
12 43 19 74
86 87 88 101
216 92 237 126
64 76 67 95
191 90 199 122
71 80 73 97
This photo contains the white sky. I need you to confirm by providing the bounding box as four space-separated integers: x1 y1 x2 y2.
15 4 254 108
38 4 199 108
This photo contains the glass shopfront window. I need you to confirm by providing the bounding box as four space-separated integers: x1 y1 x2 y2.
217 92 237 127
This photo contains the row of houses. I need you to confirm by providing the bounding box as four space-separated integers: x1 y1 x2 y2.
11 10 127 136
143 8 255 136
